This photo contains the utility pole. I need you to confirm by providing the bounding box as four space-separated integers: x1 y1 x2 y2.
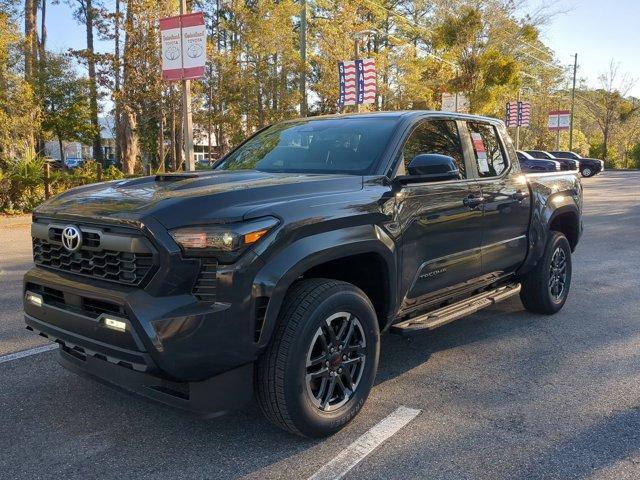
299 0 307 117
569 53 578 151
181 0 195 171
556 98 561 150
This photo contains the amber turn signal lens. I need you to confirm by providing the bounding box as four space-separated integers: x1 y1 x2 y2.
244 229 269 245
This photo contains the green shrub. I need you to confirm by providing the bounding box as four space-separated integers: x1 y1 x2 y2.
0 157 129 214
0 156 46 213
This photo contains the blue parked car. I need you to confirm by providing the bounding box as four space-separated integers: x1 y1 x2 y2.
517 151 561 173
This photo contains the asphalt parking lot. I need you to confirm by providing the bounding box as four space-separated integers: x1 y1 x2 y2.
1 171 639 479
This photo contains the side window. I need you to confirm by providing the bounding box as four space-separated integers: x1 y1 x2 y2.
400 120 466 179
467 122 508 178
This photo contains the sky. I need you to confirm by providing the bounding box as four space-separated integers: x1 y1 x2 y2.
525 0 640 96
44 0 640 96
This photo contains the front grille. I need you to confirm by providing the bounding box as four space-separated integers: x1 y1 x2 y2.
193 259 217 302
33 238 154 286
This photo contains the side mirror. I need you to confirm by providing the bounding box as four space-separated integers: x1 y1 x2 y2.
405 153 461 182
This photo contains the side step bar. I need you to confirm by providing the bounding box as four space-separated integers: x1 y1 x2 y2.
390 283 521 335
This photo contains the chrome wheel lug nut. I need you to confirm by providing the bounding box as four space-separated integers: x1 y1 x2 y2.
338 368 342 374
342 355 347 360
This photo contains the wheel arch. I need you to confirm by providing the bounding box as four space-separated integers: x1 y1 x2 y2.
548 207 581 251
252 225 398 348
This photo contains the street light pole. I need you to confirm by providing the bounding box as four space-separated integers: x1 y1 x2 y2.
354 36 360 113
515 89 521 150
181 0 195 171
569 53 578 151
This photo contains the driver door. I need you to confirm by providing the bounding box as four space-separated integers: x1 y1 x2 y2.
395 119 484 313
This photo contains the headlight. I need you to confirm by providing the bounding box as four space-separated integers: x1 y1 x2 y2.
169 217 279 260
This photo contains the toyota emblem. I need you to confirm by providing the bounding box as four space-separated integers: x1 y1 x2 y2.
61 225 82 252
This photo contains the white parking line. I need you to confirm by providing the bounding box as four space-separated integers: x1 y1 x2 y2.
0 344 58 364
308 406 421 480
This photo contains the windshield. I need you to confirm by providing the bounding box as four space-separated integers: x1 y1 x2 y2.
215 117 399 175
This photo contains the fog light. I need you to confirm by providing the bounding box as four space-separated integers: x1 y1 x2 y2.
25 292 43 307
102 316 127 332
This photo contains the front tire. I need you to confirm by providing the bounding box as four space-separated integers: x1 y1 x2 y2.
255 279 380 437
519 231 572 315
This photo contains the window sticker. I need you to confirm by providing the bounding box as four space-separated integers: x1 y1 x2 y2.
471 132 490 173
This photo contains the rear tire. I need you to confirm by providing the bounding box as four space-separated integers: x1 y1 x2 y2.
255 279 380 437
519 232 572 315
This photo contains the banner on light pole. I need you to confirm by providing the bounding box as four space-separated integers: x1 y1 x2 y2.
442 92 469 113
338 58 376 106
505 101 531 127
160 12 206 81
548 110 571 131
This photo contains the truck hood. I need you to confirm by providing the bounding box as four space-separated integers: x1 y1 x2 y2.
34 170 364 228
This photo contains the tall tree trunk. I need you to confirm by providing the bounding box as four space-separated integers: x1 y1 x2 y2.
24 0 38 154
24 0 37 82
35 0 47 155
603 126 609 161
57 134 65 162
85 0 104 164
120 0 139 173
113 0 122 165
121 105 138 174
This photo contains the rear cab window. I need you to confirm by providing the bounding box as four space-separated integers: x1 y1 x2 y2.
467 122 509 178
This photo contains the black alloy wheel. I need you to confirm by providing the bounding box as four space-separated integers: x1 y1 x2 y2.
548 247 568 302
305 312 367 412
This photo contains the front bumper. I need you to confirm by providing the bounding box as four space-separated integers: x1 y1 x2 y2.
56 342 253 418
23 264 259 416
24 246 266 380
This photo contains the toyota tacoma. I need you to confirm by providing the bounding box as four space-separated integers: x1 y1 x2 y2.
24 112 582 437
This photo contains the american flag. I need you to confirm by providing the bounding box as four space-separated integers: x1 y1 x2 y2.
339 61 357 106
339 58 376 106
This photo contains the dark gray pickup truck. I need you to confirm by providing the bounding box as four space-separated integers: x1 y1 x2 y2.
24 111 582 437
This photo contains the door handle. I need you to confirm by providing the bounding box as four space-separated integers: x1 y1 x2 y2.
512 190 529 201
463 195 485 209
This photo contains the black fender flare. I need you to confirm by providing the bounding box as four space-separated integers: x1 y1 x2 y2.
252 224 397 348
518 198 580 276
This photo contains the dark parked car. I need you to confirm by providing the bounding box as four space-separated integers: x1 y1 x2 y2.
24 112 583 437
550 151 604 177
516 151 561 173
526 150 579 171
